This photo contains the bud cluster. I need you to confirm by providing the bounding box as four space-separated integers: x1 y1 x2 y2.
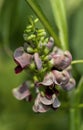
12 18 76 113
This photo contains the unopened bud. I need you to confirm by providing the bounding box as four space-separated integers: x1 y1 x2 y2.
49 50 72 70
61 78 76 91
34 53 42 70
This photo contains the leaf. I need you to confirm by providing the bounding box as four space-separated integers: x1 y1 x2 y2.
74 76 83 105
69 3 83 75
65 0 83 15
50 0 69 50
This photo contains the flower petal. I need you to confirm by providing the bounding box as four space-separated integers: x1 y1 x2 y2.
52 97 61 108
14 47 32 68
39 72 58 86
33 102 50 113
15 65 23 74
12 82 31 100
40 95 54 105
62 78 76 91
34 53 42 70
50 50 72 70
52 70 70 86
33 93 50 113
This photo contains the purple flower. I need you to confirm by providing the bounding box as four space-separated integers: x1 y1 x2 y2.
49 50 72 70
33 92 60 113
14 47 33 74
33 93 50 113
38 72 58 87
12 82 31 101
38 70 70 87
52 70 70 86
61 78 76 91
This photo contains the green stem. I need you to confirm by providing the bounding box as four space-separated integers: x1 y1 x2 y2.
69 77 83 130
25 0 61 48
71 60 83 65
69 108 76 130
69 108 81 130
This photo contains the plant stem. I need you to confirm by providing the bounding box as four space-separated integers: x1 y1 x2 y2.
69 108 75 130
25 0 61 48
69 77 83 130
69 108 80 130
71 60 83 65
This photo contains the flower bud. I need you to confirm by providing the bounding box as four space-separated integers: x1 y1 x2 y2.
52 97 61 109
61 78 76 91
34 53 42 70
49 50 72 70
46 37 54 49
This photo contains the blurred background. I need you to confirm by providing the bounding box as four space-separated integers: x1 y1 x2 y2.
0 0 83 130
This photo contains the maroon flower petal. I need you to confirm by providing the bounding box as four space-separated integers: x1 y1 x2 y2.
15 65 23 74
12 82 31 100
34 53 42 70
45 87 54 99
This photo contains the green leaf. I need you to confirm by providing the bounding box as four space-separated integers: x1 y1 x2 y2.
25 0 61 48
74 76 83 105
65 0 83 15
69 3 83 75
50 0 69 50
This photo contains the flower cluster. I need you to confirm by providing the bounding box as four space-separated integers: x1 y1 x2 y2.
12 18 76 113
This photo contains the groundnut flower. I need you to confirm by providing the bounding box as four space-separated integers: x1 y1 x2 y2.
33 92 60 113
13 18 76 113
39 70 70 88
52 70 70 86
49 50 72 70
12 82 31 101
14 47 33 74
61 78 76 91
